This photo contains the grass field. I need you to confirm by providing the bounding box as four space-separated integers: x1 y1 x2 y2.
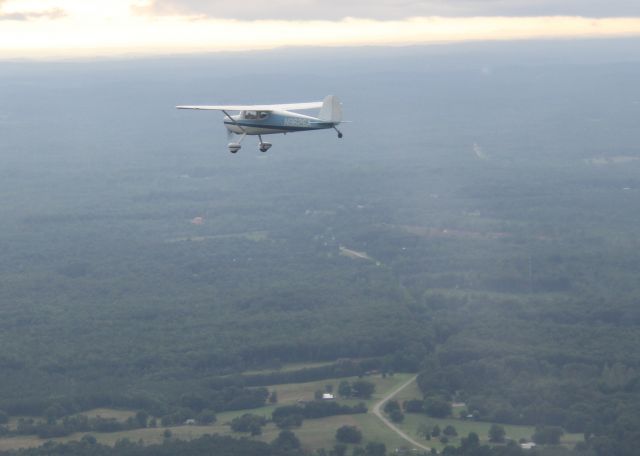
394 413 583 452
83 408 136 421
241 360 338 376
0 372 583 453
0 372 413 452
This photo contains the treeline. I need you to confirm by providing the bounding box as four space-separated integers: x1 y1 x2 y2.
0 434 302 456
1 386 267 423
272 401 367 428
9 414 151 440
0 387 268 439
0 394 164 421
207 359 390 389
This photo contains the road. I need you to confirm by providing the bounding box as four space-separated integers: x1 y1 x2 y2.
372 375 431 452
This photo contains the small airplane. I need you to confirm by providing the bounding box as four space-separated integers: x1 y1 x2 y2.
177 95 344 153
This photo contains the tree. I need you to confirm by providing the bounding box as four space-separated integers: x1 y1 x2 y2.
315 390 324 401
333 443 347 456
461 432 480 450
417 424 431 440
276 414 303 429
352 447 367 456
443 425 457 437
80 434 97 445
424 397 452 418
180 393 206 412
403 400 424 413
198 409 217 425
338 381 352 399
272 430 301 450
365 442 386 456
431 425 441 437
389 410 404 423
532 426 564 445
489 424 506 443
135 411 148 428
269 391 278 404
384 400 400 414
0 411 8 425
230 414 266 433
351 380 375 399
336 425 363 444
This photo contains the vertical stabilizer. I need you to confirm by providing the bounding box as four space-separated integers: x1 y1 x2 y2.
319 95 342 123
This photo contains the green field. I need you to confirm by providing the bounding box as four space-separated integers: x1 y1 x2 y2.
0 372 586 453
240 360 339 376
396 414 583 452
0 373 414 452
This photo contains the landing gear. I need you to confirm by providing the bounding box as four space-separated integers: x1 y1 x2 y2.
333 126 343 139
258 135 272 153
228 133 246 153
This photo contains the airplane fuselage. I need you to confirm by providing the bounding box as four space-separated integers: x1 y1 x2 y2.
176 94 344 153
224 110 336 136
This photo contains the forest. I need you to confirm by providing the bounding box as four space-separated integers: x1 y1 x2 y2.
1 40 640 455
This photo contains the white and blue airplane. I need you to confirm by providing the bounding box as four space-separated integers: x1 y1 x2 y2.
177 95 344 153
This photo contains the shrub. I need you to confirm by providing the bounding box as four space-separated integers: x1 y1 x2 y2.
336 425 362 444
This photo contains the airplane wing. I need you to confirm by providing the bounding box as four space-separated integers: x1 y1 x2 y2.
176 102 323 111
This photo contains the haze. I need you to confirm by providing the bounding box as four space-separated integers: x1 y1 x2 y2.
1 3 640 456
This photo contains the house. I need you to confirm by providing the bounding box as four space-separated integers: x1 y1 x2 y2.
520 442 536 450
322 393 335 400
184 419 197 425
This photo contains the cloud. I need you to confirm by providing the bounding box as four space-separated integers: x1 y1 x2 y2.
0 1 66 21
136 0 640 20
0 8 66 20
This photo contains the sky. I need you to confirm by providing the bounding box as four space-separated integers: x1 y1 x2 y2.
1 0 640 58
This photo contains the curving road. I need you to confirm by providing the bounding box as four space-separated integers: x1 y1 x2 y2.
372 375 431 452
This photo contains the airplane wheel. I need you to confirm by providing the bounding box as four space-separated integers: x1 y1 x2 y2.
338 132 343 139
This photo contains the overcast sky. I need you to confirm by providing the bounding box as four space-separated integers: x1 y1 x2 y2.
1 0 639 58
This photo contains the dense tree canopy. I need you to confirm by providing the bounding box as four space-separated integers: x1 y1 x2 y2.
2 44 640 456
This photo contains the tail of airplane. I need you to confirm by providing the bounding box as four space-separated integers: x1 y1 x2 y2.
319 95 342 123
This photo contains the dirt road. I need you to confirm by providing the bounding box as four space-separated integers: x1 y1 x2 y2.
372 375 431 452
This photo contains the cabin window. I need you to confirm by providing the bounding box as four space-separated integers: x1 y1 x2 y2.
242 111 268 120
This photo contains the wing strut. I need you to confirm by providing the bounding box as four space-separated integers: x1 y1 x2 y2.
222 110 246 134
